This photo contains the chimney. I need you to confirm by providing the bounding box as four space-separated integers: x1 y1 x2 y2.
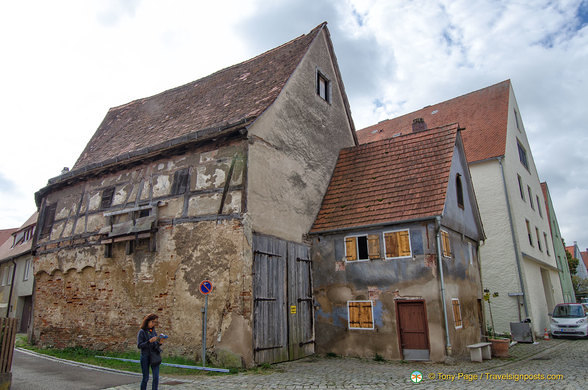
412 118 427 132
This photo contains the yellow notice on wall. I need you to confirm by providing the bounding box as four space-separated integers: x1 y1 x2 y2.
290 305 296 314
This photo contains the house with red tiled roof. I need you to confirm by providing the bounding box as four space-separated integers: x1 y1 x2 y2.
541 182 575 303
32 23 356 366
0 212 37 333
357 80 563 338
566 244 588 280
310 124 485 361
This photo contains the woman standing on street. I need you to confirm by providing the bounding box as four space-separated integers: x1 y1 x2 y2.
137 313 162 390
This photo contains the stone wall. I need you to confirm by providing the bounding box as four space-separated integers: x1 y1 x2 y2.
33 138 256 366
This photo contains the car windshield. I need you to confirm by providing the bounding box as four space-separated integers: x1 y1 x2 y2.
553 305 585 318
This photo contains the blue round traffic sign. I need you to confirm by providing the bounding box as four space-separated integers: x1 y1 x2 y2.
199 280 213 295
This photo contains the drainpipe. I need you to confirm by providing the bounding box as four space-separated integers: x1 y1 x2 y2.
5 259 17 318
498 157 529 318
435 216 451 356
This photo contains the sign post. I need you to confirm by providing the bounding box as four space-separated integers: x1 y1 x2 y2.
199 280 213 367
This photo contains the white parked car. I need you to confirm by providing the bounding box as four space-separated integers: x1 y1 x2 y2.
550 303 588 338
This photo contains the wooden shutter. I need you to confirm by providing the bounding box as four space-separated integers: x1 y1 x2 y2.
40 203 57 238
367 235 380 259
348 301 373 329
172 169 189 195
442 231 451 257
452 299 462 328
101 187 115 209
345 237 357 261
398 230 411 257
384 232 398 258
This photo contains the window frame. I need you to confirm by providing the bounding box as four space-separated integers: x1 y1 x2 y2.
527 186 534 210
544 232 550 256
344 234 380 262
452 298 463 329
517 174 525 201
172 168 190 195
536 195 543 218
23 258 31 281
39 203 57 239
316 69 331 103
347 300 374 330
383 229 412 260
517 139 529 171
536 227 542 252
526 219 533 247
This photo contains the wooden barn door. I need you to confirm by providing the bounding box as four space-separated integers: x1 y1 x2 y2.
253 234 314 364
396 300 430 361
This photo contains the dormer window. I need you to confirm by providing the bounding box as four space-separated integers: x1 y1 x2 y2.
316 70 330 103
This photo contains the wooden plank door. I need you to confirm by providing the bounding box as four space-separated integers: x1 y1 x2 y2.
253 235 288 364
396 300 430 360
19 296 33 333
253 235 314 364
287 242 314 360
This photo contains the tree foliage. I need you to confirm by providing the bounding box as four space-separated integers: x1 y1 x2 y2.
566 249 579 275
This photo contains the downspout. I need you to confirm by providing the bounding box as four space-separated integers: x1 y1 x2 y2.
5 259 17 318
435 216 451 356
498 156 529 318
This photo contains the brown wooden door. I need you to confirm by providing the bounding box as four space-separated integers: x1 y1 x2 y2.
396 300 430 360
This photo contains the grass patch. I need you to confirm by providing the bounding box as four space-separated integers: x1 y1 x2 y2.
16 338 230 376
373 353 385 362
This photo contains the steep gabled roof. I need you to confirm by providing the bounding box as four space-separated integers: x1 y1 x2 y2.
357 80 511 164
581 251 588 272
0 212 38 263
73 23 327 171
311 124 459 233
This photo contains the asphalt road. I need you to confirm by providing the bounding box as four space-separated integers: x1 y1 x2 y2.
11 349 140 390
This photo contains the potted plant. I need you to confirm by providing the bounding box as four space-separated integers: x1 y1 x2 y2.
484 289 510 357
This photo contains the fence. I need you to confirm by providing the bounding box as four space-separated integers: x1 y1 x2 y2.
0 318 18 374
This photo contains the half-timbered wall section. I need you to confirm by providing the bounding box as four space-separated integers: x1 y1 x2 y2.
33 139 256 365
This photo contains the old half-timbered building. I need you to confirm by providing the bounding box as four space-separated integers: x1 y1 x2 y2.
310 123 485 362
32 22 356 367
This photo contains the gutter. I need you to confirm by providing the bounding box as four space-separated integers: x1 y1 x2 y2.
309 216 437 236
435 216 452 356
498 156 529 318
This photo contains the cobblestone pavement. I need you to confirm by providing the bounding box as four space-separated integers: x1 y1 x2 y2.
105 338 585 389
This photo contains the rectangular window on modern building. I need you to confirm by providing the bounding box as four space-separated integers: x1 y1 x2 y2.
348 300 374 330
536 227 542 251
23 259 31 281
517 139 529 170
526 220 533 247
383 230 411 259
536 195 543 217
517 174 525 201
544 232 550 256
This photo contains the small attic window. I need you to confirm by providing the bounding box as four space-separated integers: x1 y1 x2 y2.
316 70 330 103
456 174 464 209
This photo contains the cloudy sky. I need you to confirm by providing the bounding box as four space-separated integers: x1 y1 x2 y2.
1 0 587 250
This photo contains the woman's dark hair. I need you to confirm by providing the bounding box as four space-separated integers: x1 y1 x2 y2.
140 313 158 330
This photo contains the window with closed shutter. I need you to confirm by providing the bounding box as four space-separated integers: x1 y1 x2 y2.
348 300 374 329
101 187 115 209
441 230 451 258
172 169 190 195
40 203 57 238
383 230 411 259
367 234 381 259
452 298 462 328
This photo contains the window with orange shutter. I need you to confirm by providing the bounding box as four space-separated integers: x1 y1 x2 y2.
452 298 463 328
383 230 411 259
345 234 381 261
348 300 374 329
441 230 451 258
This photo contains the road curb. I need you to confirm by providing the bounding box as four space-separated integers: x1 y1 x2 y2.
15 348 194 384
